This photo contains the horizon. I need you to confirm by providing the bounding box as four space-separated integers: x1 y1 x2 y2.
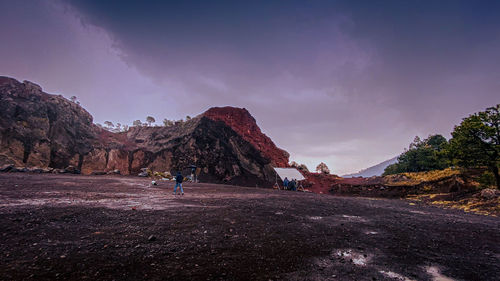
1 0 499 175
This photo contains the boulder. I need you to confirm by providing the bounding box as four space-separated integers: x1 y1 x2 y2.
480 188 500 200
52 169 67 174
64 165 79 174
0 164 13 172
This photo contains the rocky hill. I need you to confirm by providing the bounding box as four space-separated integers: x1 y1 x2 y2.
0 77 289 186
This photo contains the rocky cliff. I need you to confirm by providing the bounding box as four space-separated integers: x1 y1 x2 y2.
203 107 289 167
0 77 289 187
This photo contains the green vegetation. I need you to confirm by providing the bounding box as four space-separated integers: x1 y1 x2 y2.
316 162 330 174
163 118 174 127
384 168 461 186
384 104 500 189
290 161 310 173
146 116 156 126
449 104 500 189
383 134 450 176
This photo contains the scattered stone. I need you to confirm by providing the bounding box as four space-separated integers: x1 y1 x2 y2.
148 235 157 241
0 164 14 172
52 169 67 174
30 167 44 173
64 165 80 174
138 169 149 177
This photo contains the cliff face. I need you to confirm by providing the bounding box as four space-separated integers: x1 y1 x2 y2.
0 77 97 169
203 107 289 167
0 77 287 187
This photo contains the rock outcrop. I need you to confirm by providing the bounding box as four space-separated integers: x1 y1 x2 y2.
203 107 289 167
0 77 97 169
0 77 289 186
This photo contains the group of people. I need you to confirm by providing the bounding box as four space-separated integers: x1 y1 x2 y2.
171 172 302 195
282 177 299 191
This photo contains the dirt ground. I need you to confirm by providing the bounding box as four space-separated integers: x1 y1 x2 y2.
0 173 499 281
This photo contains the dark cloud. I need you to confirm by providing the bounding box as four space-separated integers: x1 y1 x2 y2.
1 0 499 174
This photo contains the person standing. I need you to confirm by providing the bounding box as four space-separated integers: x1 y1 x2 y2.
174 172 184 195
283 177 289 190
289 179 297 191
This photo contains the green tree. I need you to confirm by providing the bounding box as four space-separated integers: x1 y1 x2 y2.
163 118 174 127
132 120 142 127
316 162 330 174
104 121 114 128
383 134 450 176
146 116 155 126
449 104 500 189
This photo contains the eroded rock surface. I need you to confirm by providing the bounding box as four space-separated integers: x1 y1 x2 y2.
0 77 289 186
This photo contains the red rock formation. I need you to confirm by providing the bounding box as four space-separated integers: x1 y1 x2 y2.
1 77 286 186
203 107 289 167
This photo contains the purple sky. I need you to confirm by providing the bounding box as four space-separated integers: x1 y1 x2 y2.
1 0 499 174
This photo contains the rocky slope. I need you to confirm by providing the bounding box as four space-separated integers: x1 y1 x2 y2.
203 107 289 167
0 77 289 186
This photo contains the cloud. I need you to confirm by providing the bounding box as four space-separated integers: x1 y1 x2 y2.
2 0 499 174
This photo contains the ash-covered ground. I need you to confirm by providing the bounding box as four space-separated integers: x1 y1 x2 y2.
0 173 499 280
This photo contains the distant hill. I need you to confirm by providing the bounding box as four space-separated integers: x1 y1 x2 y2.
342 156 398 178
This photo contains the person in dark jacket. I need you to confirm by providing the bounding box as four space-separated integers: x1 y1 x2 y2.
283 177 289 190
174 172 184 195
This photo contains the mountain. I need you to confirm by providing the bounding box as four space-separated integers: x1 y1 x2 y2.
0 76 289 187
342 156 398 178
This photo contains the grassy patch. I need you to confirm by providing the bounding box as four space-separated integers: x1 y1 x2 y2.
384 168 461 186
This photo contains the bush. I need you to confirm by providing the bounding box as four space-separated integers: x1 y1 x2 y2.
478 171 496 189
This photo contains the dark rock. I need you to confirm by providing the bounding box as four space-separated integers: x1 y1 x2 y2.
91 171 107 176
480 188 500 199
16 167 29 173
148 235 156 241
64 165 78 174
0 164 13 172
52 169 66 174
30 167 44 173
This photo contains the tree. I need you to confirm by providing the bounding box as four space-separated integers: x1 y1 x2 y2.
70 96 77 103
316 162 330 174
186 115 192 121
115 123 122 132
133 120 142 127
449 104 500 189
122 125 129 132
104 121 114 128
290 161 310 173
163 118 174 127
146 116 155 126
298 164 310 173
383 134 450 176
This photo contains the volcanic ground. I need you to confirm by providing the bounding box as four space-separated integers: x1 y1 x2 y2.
0 173 499 280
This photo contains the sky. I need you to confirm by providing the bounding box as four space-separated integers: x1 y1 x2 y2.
1 0 499 175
